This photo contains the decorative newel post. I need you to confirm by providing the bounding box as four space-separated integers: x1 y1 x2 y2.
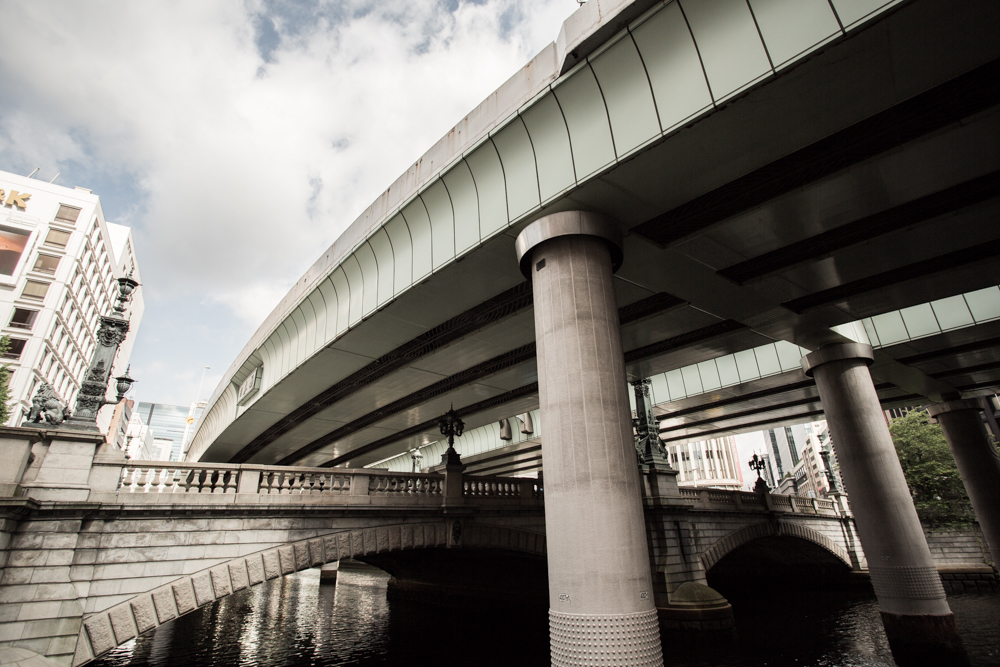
631 379 672 471
820 446 841 493
62 274 139 432
438 406 465 506
749 453 769 494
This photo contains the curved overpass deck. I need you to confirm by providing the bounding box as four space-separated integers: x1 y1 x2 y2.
189 0 1000 470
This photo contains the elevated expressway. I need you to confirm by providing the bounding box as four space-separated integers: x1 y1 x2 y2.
188 0 1000 480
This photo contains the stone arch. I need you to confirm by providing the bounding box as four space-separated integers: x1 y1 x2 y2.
700 521 851 573
71 521 545 666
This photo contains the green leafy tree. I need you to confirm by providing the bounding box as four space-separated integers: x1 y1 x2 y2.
889 409 974 528
0 336 13 423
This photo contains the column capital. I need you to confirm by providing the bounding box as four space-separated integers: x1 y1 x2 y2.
801 342 874 377
926 399 983 417
514 210 622 278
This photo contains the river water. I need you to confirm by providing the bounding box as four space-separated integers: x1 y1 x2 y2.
93 562 999 667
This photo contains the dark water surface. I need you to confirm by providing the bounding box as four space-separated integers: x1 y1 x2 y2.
93 562 1000 667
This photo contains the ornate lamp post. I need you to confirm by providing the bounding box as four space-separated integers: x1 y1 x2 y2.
820 445 842 494
60 273 140 432
749 453 770 494
437 405 464 466
631 378 672 471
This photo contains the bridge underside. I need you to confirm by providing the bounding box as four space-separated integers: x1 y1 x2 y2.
706 536 855 591
195 0 1000 471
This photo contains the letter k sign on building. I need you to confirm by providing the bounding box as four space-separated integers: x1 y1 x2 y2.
0 188 32 209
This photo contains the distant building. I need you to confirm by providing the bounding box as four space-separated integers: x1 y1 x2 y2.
124 410 154 461
663 436 743 489
105 399 133 452
761 424 809 480
0 169 143 433
152 437 174 461
772 421 843 498
136 403 194 461
179 400 207 460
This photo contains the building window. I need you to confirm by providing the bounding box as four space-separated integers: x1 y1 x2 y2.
9 308 38 330
22 280 50 300
54 205 82 224
3 338 26 360
33 254 60 274
44 229 72 248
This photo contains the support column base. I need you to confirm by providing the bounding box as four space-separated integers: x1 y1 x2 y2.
657 582 735 636
550 609 663 667
319 561 338 585
880 611 969 667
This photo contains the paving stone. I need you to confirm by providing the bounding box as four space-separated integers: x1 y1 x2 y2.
191 573 215 606
277 546 295 574
83 614 114 657
107 603 136 645
246 554 265 585
151 587 176 624
228 561 249 591
337 533 351 560
322 534 338 560
308 539 324 567
210 565 232 598
351 531 363 557
262 550 280 580
72 629 94 667
292 543 310 571
171 580 196 615
401 525 413 550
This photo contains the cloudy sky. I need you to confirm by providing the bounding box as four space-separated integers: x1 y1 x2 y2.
0 0 578 405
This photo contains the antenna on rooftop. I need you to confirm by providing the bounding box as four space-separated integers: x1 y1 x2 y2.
26 168 40 178
48 173 60 184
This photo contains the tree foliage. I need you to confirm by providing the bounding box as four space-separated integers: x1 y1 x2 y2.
889 409 974 528
0 336 12 424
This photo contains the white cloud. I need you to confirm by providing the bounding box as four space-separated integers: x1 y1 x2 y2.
0 0 577 403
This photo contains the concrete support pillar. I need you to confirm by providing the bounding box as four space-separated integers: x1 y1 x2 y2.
802 344 966 665
320 561 339 585
516 211 663 667
926 400 1000 570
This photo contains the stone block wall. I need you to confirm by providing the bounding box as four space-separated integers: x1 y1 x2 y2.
923 523 992 568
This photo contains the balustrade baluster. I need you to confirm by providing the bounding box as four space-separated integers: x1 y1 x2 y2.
225 470 238 494
209 470 223 494
280 474 292 495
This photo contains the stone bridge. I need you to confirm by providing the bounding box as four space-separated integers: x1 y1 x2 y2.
0 429 864 666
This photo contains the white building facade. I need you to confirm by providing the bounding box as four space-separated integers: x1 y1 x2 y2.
663 436 743 489
0 170 143 432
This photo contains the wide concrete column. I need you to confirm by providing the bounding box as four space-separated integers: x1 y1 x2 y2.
802 344 965 665
516 211 663 667
926 400 1000 570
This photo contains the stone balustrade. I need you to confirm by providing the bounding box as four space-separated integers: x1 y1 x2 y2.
675 487 848 516
463 476 541 499
77 457 539 508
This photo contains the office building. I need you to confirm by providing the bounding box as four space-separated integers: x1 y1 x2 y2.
0 169 143 434
663 436 743 490
135 401 206 461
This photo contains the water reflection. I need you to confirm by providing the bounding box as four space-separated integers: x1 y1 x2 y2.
93 562 999 667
